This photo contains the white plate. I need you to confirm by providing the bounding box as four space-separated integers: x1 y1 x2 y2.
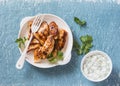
18 14 73 68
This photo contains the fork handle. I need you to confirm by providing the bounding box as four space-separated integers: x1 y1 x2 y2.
16 34 33 69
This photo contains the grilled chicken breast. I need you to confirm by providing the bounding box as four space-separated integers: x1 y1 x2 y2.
38 21 49 37
56 29 67 50
38 35 55 59
49 21 58 39
27 21 67 63
28 44 40 52
34 49 41 62
30 38 39 44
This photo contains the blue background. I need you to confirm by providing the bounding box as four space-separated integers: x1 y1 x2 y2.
0 0 120 86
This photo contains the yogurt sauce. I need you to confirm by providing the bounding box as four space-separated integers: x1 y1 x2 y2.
83 54 111 81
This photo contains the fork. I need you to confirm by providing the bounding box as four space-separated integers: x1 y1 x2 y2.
16 15 44 69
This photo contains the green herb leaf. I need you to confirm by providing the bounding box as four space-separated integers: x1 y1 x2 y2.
47 53 53 58
15 37 27 48
48 57 58 63
81 44 86 50
58 56 63 60
80 36 87 43
74 35 93 55
83 48 90 54
48 51 64 63
80 35 93 43
85 43 93 49
76 48 83 55
57 51 63 60
74 17 86 26
57 51 63 57
86 35 93 43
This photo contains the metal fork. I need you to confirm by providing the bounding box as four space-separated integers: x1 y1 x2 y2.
16 15 44 69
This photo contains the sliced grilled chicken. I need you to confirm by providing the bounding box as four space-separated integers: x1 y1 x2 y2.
27 44 40 52
52 49 58 57
49 21 58 39
56 29 67 50
38 47 46 59
33 32 40 41
38 35 55 59
27 21 67 63
38 21 49 37
33 21 49 46
34 49 41 62
30 38 39 44
33 32 45 46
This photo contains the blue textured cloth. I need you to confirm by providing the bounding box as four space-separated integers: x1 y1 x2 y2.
0 0 120 86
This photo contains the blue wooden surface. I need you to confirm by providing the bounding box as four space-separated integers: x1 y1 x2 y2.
0 0 120 86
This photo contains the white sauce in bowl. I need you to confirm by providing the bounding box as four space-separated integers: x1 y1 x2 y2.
81 50 112 82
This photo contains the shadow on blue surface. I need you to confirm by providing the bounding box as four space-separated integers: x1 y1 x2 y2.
26 51 78 77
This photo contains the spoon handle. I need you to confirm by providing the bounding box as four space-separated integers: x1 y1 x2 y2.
16 34 33 69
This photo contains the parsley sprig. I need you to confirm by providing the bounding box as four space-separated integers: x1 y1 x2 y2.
47 51 64 63
74 17 86 27
73 35 93 55
15 37 28 48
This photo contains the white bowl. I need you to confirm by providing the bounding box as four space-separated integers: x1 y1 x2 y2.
18 14 73 68
81 50 112 82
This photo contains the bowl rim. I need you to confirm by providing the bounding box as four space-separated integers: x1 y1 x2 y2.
18 13 73 68
81 50 113 82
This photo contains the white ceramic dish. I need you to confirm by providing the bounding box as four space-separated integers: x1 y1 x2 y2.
18 14 73 68
81 50 112 82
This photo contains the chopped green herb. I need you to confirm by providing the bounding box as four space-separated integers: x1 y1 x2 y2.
83 48 90 54
80 35 93 43
73 35 93 55
80 35 93 54
57 51 63 57
15 37 28 48
76 48 83 55
48 57 58 63
85 43 93 49
74 17 86 27
47 53 53 58
48 51 64 63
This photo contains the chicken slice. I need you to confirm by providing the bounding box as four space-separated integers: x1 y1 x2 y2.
27 43 40 52
49 21 58 39
56 29 67 50
30 38 39 44
33 21 49 46
33 32 45 46
38 21 49 37
38 35 55 59
34 49 41 62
